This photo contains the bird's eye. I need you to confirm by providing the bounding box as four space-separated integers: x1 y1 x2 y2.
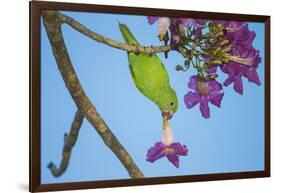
170 102 174 106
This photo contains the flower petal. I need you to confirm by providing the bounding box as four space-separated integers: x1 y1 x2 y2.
247 68 261 85
188 75 198 91
169 23 180 45
208 79 223 92
184 91 201 109
223 71 236 86
170 143 188 155
147 16 159 25
179 18 203 27
207 66 218 74
200 97 210 119
233 75 243 95
146 142 166 163
166 153 179 168
210 92 224 107
179 18 195 26
192 27 202 36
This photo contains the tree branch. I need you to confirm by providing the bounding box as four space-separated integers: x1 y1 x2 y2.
42 10 144 178
55 11 171 54
48 110 83 177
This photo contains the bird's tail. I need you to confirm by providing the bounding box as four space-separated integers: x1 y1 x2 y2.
119 23 140 46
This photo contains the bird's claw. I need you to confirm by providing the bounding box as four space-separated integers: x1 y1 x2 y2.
148 45 154 57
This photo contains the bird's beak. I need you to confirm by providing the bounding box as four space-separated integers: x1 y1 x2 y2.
161 110 174 120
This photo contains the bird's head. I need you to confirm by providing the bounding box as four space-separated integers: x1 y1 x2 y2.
158 87 178 120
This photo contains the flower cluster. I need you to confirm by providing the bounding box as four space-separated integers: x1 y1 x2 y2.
145 16 261 168
212 21 261 95
147 17 261 119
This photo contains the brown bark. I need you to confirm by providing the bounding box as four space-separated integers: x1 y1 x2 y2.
48 111 83 177
58 11 171 54
42 10 144 178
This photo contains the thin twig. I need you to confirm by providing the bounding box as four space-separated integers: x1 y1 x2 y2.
42 10 144 178
56 11 171 54
48 110 83 177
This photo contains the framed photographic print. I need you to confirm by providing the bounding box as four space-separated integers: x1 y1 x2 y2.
29 1 270 192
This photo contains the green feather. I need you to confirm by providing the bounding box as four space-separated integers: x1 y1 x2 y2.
119 23 178 113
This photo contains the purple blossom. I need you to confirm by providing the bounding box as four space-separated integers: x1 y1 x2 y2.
146 142 188 168
184 76 224 119
221 60 261 95
224 22 255 45
146 124 188 168
219 21 261 94
206 21 261 94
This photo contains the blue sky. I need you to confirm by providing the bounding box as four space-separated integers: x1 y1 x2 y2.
40 11 265 184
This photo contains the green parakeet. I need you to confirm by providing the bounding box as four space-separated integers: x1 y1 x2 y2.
119 23 178 120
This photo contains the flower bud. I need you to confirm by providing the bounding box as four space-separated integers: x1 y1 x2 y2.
221 57 230 63
184 59 190 65
222 53 231 58
175 65 184 71
221 45 232 54
209 59 223 65
205 74 218 80
215 31 224 38
220 39 230 46
216 23 224 30
212 47 222 56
